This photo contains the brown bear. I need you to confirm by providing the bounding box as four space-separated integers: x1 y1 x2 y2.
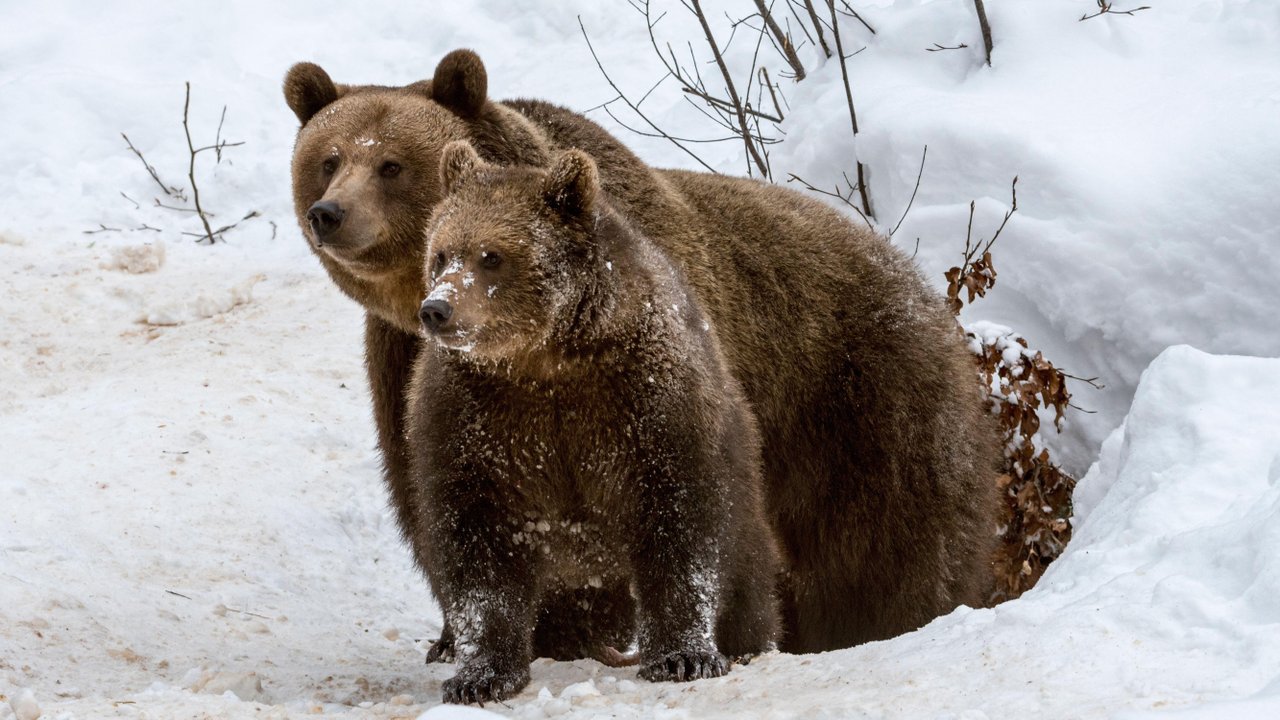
284 49 998 657
284 52 639 663
407 143 781 704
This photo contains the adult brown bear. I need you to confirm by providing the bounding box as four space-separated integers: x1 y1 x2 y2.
284 49 998 656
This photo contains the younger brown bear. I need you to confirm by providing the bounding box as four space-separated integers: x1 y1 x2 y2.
406 143 781 705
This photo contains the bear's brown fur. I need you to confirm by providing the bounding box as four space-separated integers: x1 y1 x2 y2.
408 144 780 704
284 50 998 657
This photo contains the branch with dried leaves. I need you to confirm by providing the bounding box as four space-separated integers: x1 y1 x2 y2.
944 176 1017 313
938 176 1102 602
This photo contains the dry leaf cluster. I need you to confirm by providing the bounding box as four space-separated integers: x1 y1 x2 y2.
942 179 1094 602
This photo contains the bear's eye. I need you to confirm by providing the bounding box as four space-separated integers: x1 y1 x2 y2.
321 156 339 175
380 161 401 179
480 251 502 269
433 251 447 275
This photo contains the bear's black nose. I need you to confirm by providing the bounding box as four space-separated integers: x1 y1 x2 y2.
307 200 345 241
420 299 453 332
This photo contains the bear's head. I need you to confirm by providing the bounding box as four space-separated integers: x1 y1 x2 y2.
283 50 551 332
419 141 607 363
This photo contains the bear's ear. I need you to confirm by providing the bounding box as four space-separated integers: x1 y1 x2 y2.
431 49 488 118
283 62 340 124
542 150 599 217
439 141 486 194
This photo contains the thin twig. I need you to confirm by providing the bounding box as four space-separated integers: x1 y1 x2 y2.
681 86 783 123
194 141 245 155
889 145 927 238
758 67 785 122
973 0 994 66
579 15 719 174
83 223 123 235
214 105 228 163
786 173 874 229
837 1 876 34
180 210 261 241
122 133 183 199
1060 372 1105 389
120 192 140 210
166 590 193 600
182 82 218 244
1080 1 1151 21
959 176 1018 279
927 42 969 52
154 198 208 215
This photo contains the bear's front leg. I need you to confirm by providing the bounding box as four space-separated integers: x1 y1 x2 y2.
426 498 538 705
629 432 731 683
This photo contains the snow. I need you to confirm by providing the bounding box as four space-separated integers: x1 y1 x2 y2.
2 0 1278 718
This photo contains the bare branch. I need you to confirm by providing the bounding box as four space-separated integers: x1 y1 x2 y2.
681 86 783 123
154 198 208 215
691 0 771 178
825 0 873 218
837 1 876 35
758 67 786 122
579 16 720 174
121 133 183 199
889 145 927 238
193 140 246 155
927 42 969 52
214 105 228 162
1061 372 1105 390
182 82 218 244
800 0 832 57
1080 1 1151 21
753 0 806 81
180 210 261 241
120 192 140 210
973 0 994 66
786 173 874 229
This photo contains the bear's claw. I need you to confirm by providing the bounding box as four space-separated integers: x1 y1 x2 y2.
638 650 728 683
441 667 529 706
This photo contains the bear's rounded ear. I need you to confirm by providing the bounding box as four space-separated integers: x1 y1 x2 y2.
542 150 599 217
440 141 485 194
431 49 488 118
284 62 340 124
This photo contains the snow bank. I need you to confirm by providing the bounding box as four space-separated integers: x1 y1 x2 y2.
5 331 1277 718
762 1 1280 470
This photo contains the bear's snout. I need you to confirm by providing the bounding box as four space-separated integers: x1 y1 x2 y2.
420 299 454 333
307 200 346 243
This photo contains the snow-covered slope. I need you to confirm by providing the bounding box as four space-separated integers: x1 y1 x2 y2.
3 1 1278 718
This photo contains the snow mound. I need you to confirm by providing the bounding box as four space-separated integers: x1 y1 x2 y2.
139 271 263 326
104 240 165 274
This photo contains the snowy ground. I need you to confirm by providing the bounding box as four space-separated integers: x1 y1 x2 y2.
3 1 1278 718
